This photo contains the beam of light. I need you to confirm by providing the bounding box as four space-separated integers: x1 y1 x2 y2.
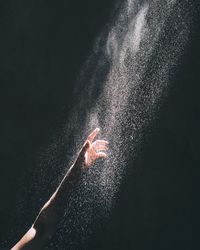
33 0 193 248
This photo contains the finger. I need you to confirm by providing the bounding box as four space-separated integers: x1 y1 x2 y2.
93 144 109 151
93 140 109 145
92 140 109 151
87 128 100 143
96 152 107 158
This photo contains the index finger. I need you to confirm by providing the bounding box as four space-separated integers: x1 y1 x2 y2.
87 128 100 143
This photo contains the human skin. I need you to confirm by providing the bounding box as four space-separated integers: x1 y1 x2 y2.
11 128 109 250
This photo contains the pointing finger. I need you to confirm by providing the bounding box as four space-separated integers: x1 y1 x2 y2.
87 128 100 143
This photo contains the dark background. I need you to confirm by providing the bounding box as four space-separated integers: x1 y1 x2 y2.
0 0 200 249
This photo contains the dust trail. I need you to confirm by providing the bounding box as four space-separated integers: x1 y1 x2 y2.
36 0 192 248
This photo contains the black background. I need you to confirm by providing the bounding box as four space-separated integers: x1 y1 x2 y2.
0 0 200 249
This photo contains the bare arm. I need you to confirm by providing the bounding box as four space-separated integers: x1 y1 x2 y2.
11 128 108 250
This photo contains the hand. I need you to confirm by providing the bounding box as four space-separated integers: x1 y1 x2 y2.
85 128 109 167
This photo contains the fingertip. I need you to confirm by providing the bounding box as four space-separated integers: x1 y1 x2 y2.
97 152 107 158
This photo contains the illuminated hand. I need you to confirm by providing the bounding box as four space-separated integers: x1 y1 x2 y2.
84 128 109 167
74 128 109 168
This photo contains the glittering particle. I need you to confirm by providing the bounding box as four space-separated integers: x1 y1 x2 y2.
35 0 192 248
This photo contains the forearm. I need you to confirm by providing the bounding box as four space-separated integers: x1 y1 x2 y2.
33 160 85 240
12 157 86 250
